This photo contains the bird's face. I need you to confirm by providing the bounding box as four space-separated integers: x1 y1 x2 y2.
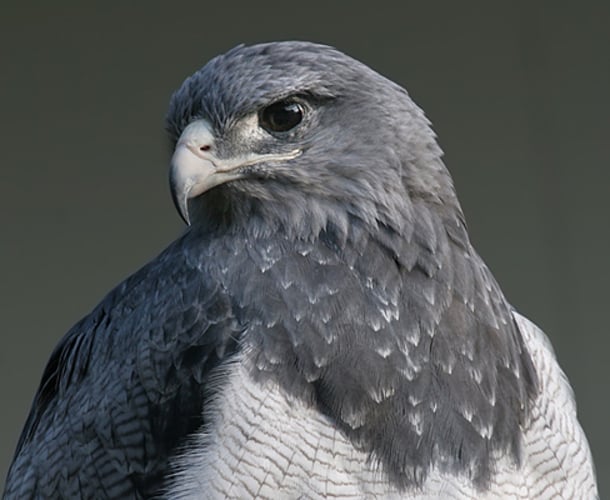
167 42 451 236
170 94 314 225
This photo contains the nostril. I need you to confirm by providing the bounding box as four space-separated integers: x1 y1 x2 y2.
199 145 211 152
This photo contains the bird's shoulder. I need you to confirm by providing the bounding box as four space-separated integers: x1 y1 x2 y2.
5 231 243 498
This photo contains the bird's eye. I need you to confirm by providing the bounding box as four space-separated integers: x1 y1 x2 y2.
259 100 304 133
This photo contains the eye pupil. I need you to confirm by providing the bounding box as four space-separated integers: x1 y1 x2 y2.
259 100 303 133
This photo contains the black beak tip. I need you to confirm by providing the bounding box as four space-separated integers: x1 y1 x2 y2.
169 173 190 225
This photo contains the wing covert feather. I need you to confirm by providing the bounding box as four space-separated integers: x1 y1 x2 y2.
4 234 241 499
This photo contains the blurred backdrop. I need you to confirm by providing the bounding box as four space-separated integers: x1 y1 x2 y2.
1 2 608 495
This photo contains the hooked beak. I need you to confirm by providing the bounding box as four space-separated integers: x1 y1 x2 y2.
170 118 302 225
169 120 240 225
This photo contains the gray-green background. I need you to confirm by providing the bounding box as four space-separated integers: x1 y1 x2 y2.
1 2 608 495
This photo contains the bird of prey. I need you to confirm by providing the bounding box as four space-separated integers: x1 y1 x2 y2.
4 41 598 499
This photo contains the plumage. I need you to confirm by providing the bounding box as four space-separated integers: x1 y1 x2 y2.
3 41 598 499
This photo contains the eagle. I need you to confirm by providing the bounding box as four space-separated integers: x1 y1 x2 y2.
3 41 598 499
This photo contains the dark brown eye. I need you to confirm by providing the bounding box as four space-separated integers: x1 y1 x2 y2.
259 100 304 133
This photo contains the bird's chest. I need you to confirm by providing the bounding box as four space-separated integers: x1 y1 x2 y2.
166 355 401 499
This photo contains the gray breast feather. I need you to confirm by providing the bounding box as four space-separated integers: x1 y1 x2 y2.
167 313 598 500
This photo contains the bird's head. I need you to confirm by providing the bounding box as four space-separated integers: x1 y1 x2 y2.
166 41 459 238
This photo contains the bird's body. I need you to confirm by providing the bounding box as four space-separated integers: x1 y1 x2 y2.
4 42 598 499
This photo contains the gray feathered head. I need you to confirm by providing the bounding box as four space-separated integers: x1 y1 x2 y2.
166 41 460 238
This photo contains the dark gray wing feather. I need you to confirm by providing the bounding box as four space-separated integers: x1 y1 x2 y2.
4 233 241 499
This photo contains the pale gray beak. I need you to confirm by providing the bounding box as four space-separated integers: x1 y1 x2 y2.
169 120 239 225
170 118 302 224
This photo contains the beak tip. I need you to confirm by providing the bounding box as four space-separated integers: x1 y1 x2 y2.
170 179 191 225
178 197 191 226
